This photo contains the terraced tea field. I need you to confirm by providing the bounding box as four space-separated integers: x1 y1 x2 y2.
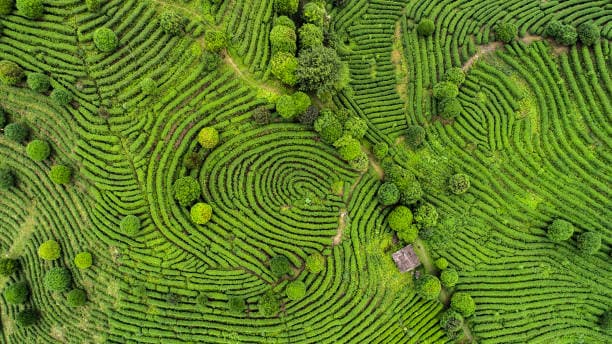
0 0 610 343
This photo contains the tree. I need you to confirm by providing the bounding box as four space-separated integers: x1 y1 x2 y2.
190 202 212 224
0 167 15 189
140 77 156 95
0 258 18 276
545 21 564 38
4 122 29 142
0 0 14 15
373 142 388 159
270 255 292 278
173 176 201 206
298 105 319 127
305 252 325 273
286 280 306 301
0 60 23 85
4 281 29 304
16 0 43 19
38 240 60 260
557 25 577 46
276 95 297 119
26 139 51 161
44 267 72 292
344 117 367 139
27 73 50 93
577 22 600 46
314 110 343 143
444 67 465 85
417 19 435 36
547 219 574 241
274 16 295 30
271 52 298 86
74 252 92 269
198 127 219 149
293 92 311 115
377 182 400 206
270 25 296 54
415 274 441 300
494 22 517 43
120 215 141 236
577 232 601 255
406 125 425 149
434 257 448 270
228 296 245 314
274 0 298 15
388 206 413 232
15 309 38 327
299 24 324 49
400 180 423 205
50 88 72 106
258 290 280 317
433 81 459 99
441 268 459 288
302 2 325 27
93 28 118 52
49 165 72 184
449 173 470 194
349 153 369 172
451 292 475 316
440 98 462 119
440 309 464 339
205 30 226 52
296 46 343 96
85 0 99 12
414 203 438 229
160 10 184 35
66 289 87 307
334 135 361 161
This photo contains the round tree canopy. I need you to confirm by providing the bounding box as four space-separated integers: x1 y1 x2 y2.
38 240 60 260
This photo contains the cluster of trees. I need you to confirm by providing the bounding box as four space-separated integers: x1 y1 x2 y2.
0 256 39 326
0 60 73 106
494 22 518 43
0 0 44 19
546 219 601 254
433 67 465 119
546 20 600 46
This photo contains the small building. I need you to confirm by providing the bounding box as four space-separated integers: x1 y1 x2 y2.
392 245 421 273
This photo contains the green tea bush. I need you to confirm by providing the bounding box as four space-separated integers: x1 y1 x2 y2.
198 127 219 149
0 167 15 189
44 267 72 292
270 255 291 278
274 0 298 15
205 30 226 52
49 165 72 184
228 296 245 314
547 219 574 241
160 10 184 35
27 73 50 93
449 173 470 194
4 122 29 142
299 24 324 49
0 60 23 85
190 202 212 224
285 281 306 301
494 22 517 43
577 22 600 46
415 274 441 300
38 240 60 260
441 268 459 287
433 81 459 99
15 309 38 327
270 25 296 54
16 0 43 19
94 28 118 52
0 258 18 276
271 52 298 86
577 232 601 254
66 289 87 307
26 139 51 161
258 290 280 317
451 292 475 316
417 19 434 36
414 203 438 229
139 77 156 95
4 281 29 304
406 125 425 149
0 0 14 15
120 215 140 236
377 182 400 206
305 252 325 273
74 252 92 269
173 176 201 206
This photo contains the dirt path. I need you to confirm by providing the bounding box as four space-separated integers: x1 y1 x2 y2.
333 210 348 245
392 21 409 102
462 41 503 71
223 53 283 95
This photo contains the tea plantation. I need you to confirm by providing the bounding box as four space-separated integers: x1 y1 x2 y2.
0 0 609 343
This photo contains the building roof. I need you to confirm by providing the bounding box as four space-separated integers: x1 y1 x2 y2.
392 245 421 272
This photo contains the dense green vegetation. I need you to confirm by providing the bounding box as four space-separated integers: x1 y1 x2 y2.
0 0 609 343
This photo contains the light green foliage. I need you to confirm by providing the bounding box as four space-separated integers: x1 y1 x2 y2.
258 290 280 316
415 274 441 300
334 135 361 161
16 0 43 19
74 252 93 269
444 67 465 85
434 257 448 270
120 215 141 236
373 142 388 159
38 240 60 260
440 98 462 119
160 10 185 35
314 109 343 143
286 281 306 300
0 60 23 85
44 267 72 292
271 52 298 86
388 205 413 232
349 152 369 172
270 24 296 54
140 77 156 95
276 95 297 119
433 81 459 99
274 0 298 15
85 0 99 12
93 28 118 52
274 16 295 30
414 203 438 229
305 252 325 273
344 117 367 139
27 73 50 93
198 127 219 149
26 139 50 161
190 202 212 224
299 24 324 49
451 292 475 316
49 165 72 184
173 176 201 206
494 22 517 43
449 173 470 194
293 92 311 115
205 30 226 52
441 268 459 287
302 2 325 27
547 219 574 241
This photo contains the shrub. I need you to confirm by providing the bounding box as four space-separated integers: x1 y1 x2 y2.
195 293 208 307
16 0 43 19
120 215 140 236
494 22 517 43
160 10 184 35
286 281 306 301
93 28 118 52
414 203 438 229
388 206 413 232
344 117 367 139
139 77 156 95
0 60 23 85
293 92 311 115
190 202 212 224
271 52 298 86
373 142 388 159
415 274 441 300
441 268 459 288
0 167 15 189
433 81 459 99
296 46 343 96
377 182 400 206
0 258 18 276
451 292 475 316
298 105 319 127
44 267 72 292
406 125 425 149
401 180 423 205
4 122 29 142
557 25 577 46
274 0 298 15
276 95 297 119
258 290 280 317
49 165 72 184
183 151 205 170
577 232 601 255
4 281 29 304
334 135 361 161
440 309 464 339
173 176 201 206
314 110 343 143
270 255 291 278
66 289 87 307
38 240 60 260
305 252 325 273
228 296 245 314
85 0 99 12
417 19 434 36
440 98 462 119
303 2 325 26
444 67 465 85
74 252 92 269
577 22 600 46
545 21 564 38
274 16 295 30
51 88 73 106
0 0 13 15
197 127 219 149
299 23 324 49
15 309 38 327
205 30 226 52
27 73 50 93
547 219 574 242
202 51 220 72
434 257 448 270
270 25 296 55
26 139 50 161
349 153 369 172
449 173 470 194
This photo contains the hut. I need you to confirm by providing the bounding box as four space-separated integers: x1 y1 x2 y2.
392 245 421 272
